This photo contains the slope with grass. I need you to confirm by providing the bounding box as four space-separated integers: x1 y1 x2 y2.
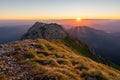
0 38 120 80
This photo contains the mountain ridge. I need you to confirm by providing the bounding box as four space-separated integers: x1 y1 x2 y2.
0 22 120 80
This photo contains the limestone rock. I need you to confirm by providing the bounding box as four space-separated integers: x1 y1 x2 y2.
22 22 68 40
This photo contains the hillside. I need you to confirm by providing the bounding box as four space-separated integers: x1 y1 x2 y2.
0 22 120 80
0 38 120 80
68 26 120 66
22 22 120 68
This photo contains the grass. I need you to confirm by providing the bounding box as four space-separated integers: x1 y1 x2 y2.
2 38 120 80
62 36 120 70
21 39 120 80
81 69 108 80
0 74 7 80
25 52 35 58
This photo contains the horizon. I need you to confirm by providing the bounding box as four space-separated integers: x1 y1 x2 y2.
1 18 120 21
0 19 120 34
0 0 120 20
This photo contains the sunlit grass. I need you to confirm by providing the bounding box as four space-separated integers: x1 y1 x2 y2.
4 38 120 80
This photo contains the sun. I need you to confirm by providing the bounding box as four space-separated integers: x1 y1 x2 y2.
77 17 81 22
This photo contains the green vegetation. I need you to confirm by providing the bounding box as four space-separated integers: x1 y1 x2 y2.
25 52 35 58
62 36 120 70
62 36 96 58
81 69 108 80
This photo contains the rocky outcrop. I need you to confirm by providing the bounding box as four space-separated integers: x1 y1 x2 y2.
22 22 68 40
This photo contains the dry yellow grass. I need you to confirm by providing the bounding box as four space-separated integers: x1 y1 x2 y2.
20 39 120 80
2 39 120 80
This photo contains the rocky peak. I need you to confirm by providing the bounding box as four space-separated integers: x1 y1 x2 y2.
22 22 68 40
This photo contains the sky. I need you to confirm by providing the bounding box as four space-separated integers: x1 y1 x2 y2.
0 0 120 20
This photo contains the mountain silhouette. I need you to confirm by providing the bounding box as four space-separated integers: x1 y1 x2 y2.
68 26 120 66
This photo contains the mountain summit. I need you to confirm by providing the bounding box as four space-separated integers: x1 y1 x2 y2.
22 22 68 40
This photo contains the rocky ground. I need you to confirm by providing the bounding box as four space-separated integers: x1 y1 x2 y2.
0 40 58 80
22 22 68 40
0 39 120 80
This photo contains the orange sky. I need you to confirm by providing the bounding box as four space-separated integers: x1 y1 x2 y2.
0 0 120 20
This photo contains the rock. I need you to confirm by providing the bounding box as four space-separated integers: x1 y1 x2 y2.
22 22 68 40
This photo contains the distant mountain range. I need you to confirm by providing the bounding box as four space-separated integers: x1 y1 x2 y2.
68 26 120 66
0 25 29 44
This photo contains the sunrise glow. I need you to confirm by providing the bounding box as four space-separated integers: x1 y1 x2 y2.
77 17 81 22
0 0 120 20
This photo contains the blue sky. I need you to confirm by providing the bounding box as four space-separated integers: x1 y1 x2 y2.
0 0 120 20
